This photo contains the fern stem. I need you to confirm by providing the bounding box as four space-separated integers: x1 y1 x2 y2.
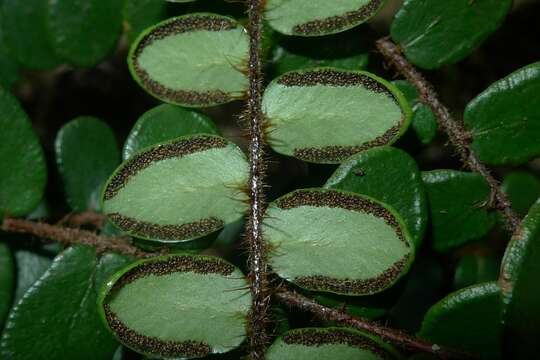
245 0 270 358
1 217 159 258
376 37 520 233
275 288 477 360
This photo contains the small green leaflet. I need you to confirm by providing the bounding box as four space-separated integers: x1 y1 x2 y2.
419 282 503 359
499 198 540 358
102 134 249 242
263 188 414 295
47 0 124 67
0 246 131 360
422 170 496 252
264 0 388 36
99 254 251 358
0 89 47 218
464 61 540 165
453 255 499 290
128 13 249 107
325 146 427 248
391 0 512 69
266 327 402 360
55 117 120 212
123 104 220 160
263 68 411 164
501 172 540 216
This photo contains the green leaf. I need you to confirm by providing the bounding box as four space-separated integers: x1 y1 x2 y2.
418 282 503 359
422 170 496 252
128 13 249 107
501 172 540 217
392 80 437 144
0 242 14 327
266 327 402 360
263 188 414 295
102 134 249 242
1 0 62 69
270 28 370 77
55 117 120 212
0 246 131 360
391 0 511 69
123 0 168 44
13 248 53 303
500 198 540 358
464 62 540 165
325 146 427 248
0 16 19 88
264 0 388 36
263 68 412 164
453 255 499 290
47 0 123 67
99 254 251 358
0 88 47 218
123 104 220 160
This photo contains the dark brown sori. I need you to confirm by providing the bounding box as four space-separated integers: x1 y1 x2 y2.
104 135 227 200
104 306 212 358
282 328 393 359
132 15 242 105
292 0 385 35
294 256 409 294
293 127 400 163
274 189 408 245
108 213 224 241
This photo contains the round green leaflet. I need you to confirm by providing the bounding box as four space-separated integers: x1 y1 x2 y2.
0 88 47 218
419 282 503 359
263 188 414 296
391 0 512 69
55 117 120 212
266 327 402 360
264 0 388 36
464 61 540 165
263 68 412 164
99 254 251 359
47 0 124 67
123 104 220 160
128 13 249 107
102 134 249 242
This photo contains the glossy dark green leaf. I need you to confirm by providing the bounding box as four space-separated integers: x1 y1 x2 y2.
0 246 131 360
123 0 168 44
325 146 427 248
418 282 503 359
266 327 402 360
1 0 62 69
0 89 47 218
0 16 19 88
128 13 249 107
13 249 53 303
391 0 512 69
48 0 124 67
0 242 14 327
500 198 540 358
100 254 250 358
263 68 412 163
393 80 437 144
264 0 389 36
501 172 540 217
55 117 120 212
453 255 499 290
263 188 414 295
123 104 220 160
102 135 249 242
422 170 496 252
464 62 540 165
270 28 370 77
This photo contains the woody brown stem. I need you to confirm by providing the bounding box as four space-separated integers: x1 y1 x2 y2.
376 37 520 233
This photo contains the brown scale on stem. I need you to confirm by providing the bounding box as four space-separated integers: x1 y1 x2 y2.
376 37 520 233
